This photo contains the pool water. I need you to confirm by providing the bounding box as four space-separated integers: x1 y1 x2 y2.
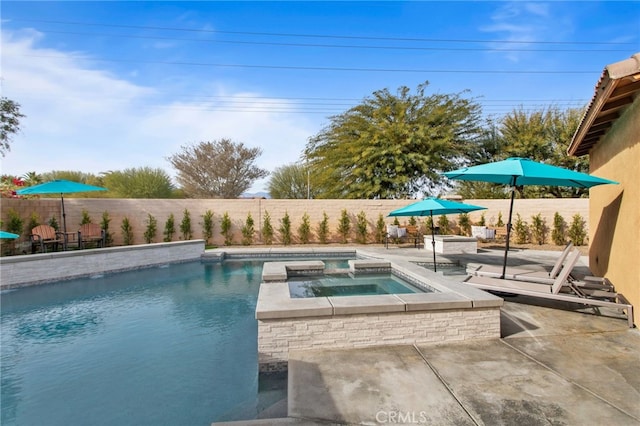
288 274 429 298
0 259 281 426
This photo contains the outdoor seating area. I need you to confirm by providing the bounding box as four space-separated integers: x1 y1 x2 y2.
30 224 66 253
384 224 422 248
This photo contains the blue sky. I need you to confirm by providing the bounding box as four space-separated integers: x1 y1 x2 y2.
1 1 638 193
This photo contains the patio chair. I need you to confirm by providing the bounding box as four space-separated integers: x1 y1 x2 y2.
78 223 106 249
30 224 65 253
463 250 634 328
466 242 574 284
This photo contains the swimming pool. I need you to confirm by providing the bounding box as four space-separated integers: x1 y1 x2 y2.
288 273 429 298
1 258 325 425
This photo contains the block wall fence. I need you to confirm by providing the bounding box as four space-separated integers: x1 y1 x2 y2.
1 198 589 247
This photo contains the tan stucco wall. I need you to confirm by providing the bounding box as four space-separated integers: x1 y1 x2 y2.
2 197 588 247
588 97 640 312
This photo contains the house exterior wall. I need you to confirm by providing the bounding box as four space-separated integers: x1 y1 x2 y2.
588 97 640 312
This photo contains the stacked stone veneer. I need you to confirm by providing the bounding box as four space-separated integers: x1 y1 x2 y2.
258 308 500 372
0 240 205 289
256 258 502 372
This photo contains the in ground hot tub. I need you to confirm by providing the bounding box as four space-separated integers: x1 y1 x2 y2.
256 256 502 372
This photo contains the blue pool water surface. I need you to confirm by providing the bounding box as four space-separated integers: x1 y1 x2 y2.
1 259 297 426
288 274 428 298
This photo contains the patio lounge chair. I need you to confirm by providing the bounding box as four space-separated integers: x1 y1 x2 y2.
464 250 635 328
466 242 574 284
78 223 106 249
30 224 65 253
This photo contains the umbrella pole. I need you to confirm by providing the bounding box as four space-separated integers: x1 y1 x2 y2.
430 211 437 272
61 194 67 234
502 181 517 278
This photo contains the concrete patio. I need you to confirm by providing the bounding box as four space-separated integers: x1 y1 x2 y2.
215 246 638 425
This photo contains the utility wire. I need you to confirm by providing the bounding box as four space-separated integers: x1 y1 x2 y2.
18 54 599 74
9 18 636 45
30 29 631 53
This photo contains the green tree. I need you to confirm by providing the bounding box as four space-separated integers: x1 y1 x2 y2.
121 217 134 245
163 213 176 242
144 214 158 244
279 212 292 245
0 97 25 157
6 208 23 237
268 163 313 199
551 212 566 246
375 214 386 244
513 214 529 244
297 212 311 244
201 210 214 245
27 212 40 234
305 82 482 198
355 211 368 244
49 216 60 232
221 212 233 245
262 211 274 245
568 214 587 246
317 212 330 244
500 106 588 198
530 213 547 245
437 215 450 235
337 209 351 243
241 213 255 245
103 167 175 198
180 209 192 240
21 172 42 187
167 139 268 198
100 212 112 246
80 209 92 225
457 213 471 236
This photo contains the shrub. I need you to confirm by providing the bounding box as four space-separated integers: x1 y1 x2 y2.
48 216 60 232
355 211 368 244
424 215 434 231
143 213 157 244
279 211 292 245
101 212 113 246
513 213 529 244
551 212 566 246
241 213 255 245
337 209 351 243
568 214 587 246
262 211 274 245
458 213 471 236
530 213 547 245
408 216 417 226
221 212 233 246
496 212 505 227
121 217 134 245
201 210 214 245
375 213 386 244
317 212 329 244
297 213 311 244
180 208 192 240
6 208 23 237
27 212 40 234
80 209 92 225
163 213 175 242
477 212 486 226
437 215 450 235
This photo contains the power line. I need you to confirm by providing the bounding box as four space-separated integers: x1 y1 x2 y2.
10 18 637 46
18 54 599 74
30 29 632 53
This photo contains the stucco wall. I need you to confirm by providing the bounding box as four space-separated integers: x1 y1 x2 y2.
588 97 640 312
1 198 588 247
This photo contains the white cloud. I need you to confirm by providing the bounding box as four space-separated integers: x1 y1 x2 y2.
1 29 318 192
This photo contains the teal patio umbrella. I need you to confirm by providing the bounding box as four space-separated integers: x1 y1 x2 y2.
17 180 107 234
0 231 20 239
389 197 487 271
443 157 618 278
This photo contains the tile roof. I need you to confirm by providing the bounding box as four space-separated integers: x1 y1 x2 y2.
568 53 640 156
